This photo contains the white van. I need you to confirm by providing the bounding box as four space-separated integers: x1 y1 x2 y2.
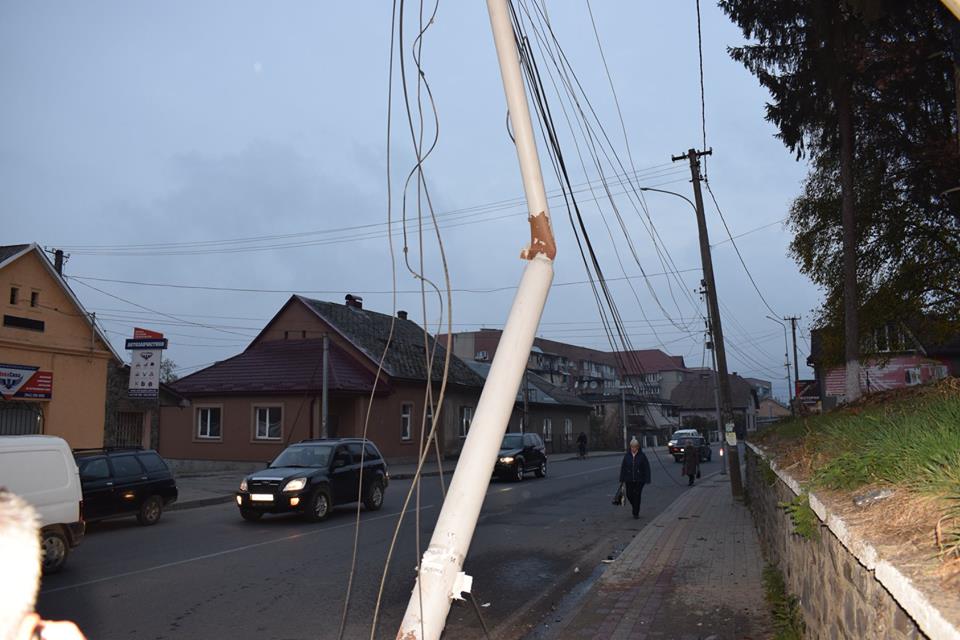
0 435 85 573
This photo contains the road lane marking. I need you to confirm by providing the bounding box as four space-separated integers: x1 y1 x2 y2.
492 464 619 493
41 505 435 595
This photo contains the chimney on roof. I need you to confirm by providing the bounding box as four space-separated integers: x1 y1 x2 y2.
397 310 408 320
54 249 64 275
345 294 363 309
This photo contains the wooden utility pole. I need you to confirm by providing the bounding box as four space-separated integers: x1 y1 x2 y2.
321 334 329 438
786 316 800 401
672 147 743 498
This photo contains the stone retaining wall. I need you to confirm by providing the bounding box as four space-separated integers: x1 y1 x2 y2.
744 443 948 640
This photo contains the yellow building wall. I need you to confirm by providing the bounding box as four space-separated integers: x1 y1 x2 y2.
1 249 114 448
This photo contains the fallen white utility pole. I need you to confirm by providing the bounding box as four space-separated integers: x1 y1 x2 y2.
395 1 557 639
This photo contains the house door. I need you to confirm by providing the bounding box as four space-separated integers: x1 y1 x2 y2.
0 401 43 435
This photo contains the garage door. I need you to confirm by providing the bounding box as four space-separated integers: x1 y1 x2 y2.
0 402 43 435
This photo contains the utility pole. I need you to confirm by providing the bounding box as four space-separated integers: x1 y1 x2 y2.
673 147 743 498
620 385 628 450
321 334 329 438
521 367 529 433
786 316 800 404
396 1 557 636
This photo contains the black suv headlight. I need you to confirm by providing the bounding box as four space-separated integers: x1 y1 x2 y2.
282 477 307 492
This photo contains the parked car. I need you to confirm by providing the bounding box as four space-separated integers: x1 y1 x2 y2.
74 447 178 526
670 435 712 463
235 438 389 522
495 432 547 481
0 435 84 573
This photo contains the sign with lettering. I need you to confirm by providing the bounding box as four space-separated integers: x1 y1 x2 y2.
127 328 167 399
0 364 53 400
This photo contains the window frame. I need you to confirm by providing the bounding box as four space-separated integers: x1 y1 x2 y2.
543 417 553 442
459 406 474 438
400 402 414 441
9 286 18 305
195 405 223 441
253 405 283 441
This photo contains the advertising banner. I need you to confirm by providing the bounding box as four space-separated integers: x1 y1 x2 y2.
0 364 54 400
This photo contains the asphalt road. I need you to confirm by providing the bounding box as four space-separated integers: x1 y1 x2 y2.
37 447 720 640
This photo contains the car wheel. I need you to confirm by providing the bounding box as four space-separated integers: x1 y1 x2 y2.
364 481 385 511
514 459 525 482
239 508 263 522
137 495 163 526
41 529 69 574
535 459 547 478
304 489 332 522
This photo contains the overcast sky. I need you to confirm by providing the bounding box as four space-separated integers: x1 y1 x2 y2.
1 2 820 401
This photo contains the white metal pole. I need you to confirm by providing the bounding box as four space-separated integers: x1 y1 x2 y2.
396 2 556 638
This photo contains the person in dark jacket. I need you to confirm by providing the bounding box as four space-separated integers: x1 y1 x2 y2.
681 437 700 486
619 437 651 519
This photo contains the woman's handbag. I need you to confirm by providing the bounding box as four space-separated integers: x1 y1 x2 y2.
612 483 625 506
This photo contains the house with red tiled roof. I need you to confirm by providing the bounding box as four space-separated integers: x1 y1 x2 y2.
159 295 484 465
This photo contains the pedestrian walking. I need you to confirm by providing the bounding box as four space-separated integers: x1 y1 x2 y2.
619 437 650 519
681 438 700 486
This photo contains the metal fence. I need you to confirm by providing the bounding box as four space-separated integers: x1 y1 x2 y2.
0 402 43 435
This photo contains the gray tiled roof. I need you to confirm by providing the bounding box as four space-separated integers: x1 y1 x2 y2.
466 361 590 408
670 373 757 410
299 296 484 388
0 244 31 265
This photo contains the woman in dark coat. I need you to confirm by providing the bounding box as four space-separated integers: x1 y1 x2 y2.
681 438 700 486
619 437 651 519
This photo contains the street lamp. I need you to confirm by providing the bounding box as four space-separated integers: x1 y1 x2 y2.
639 186 698 214
766 315 794 411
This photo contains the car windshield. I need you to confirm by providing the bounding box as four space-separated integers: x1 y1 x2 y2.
270 445 332 469
501 434 524 449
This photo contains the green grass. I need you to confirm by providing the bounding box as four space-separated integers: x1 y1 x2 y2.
763 564 805 640
779 493 821 541
761 381 960 559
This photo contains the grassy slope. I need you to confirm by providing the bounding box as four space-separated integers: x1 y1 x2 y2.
756 378 960 561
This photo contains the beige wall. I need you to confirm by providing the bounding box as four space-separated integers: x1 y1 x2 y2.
1 250 114 447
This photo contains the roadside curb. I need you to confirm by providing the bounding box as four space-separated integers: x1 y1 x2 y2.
169 495 235 511
546 470 725 636
169 454 632 511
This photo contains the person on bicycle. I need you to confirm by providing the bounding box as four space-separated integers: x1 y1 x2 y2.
576 431 588 459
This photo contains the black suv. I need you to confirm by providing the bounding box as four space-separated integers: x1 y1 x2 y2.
74 448 179 526
495 432 547 481
235 438 389 522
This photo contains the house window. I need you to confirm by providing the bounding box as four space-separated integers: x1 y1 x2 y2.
564 418 573 441
30 291 38 307
904 368 921 386
197 407 222 439
425 404 435 429
459 406 474 438
543 418 552 442
9 287 18 305
254 406 282 440
401 403 413 441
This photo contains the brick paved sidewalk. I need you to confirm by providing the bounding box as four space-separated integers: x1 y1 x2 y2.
556 473 773 640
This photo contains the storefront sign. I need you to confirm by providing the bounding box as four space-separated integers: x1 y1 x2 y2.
127 327 168 399
0 364 53 400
